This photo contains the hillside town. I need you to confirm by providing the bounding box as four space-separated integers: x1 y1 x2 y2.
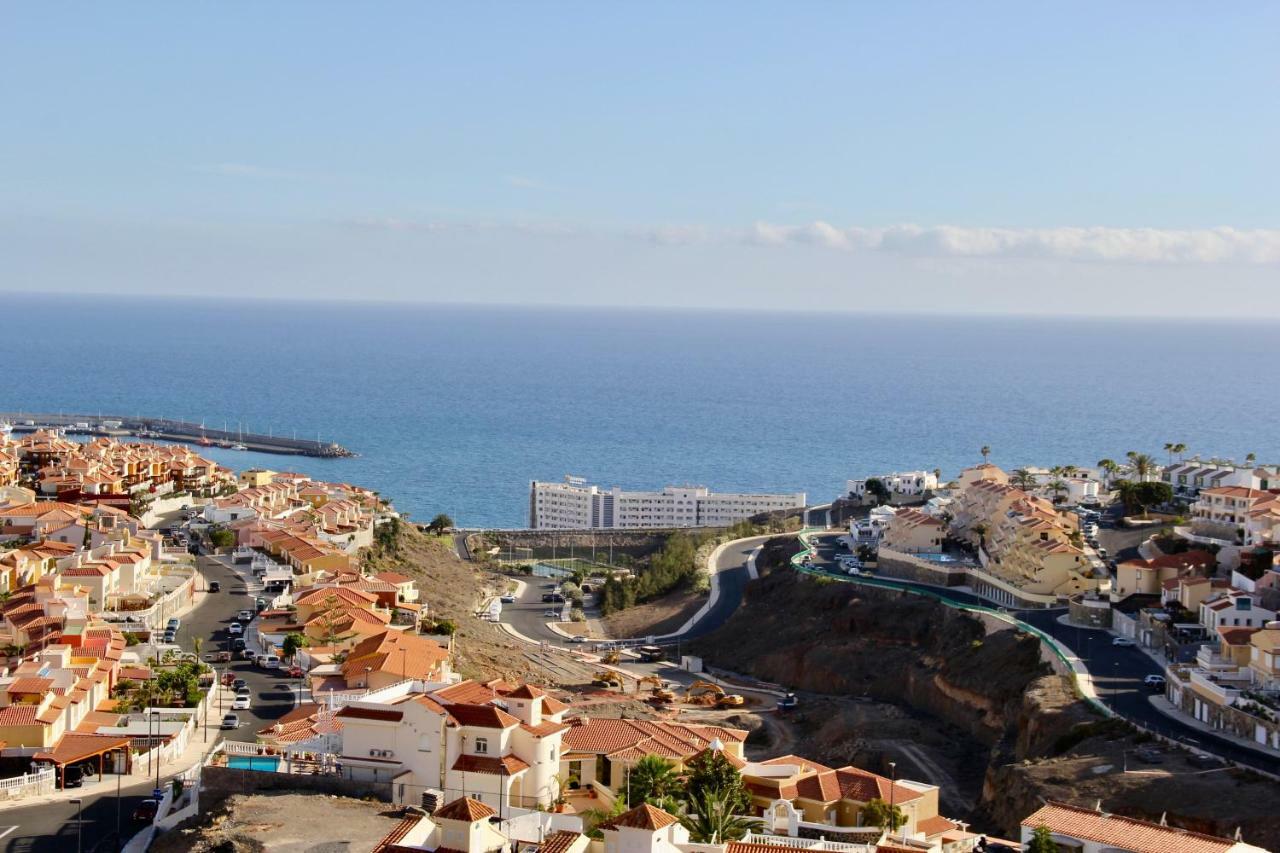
0 428 1275 853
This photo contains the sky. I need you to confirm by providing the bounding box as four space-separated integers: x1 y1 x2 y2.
3 3 1279 317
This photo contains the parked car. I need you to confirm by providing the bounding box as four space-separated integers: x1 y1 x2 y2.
232 678 247 692
132 798 160 823
258 654 281 669
62 765 84 788
221 713 240 729
220 672 235 686
236 610 254 622
1112 637 1135 646
1143 674 1167 689
569 636 587 644
500 595 516 604
543 609 559 618
1188 752 1222 769
208 581 221 593
239 648 256 660
231 638 246 651
166 618 181 630
204 651 232 663
285 665 305 678
227 623 243 636
232 694 251 710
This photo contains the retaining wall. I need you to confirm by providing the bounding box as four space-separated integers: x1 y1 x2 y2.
201 765 393 801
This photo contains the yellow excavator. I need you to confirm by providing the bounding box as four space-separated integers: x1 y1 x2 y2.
683 680 744 708
638 675 676 703
591 670 623 689
601 649 622 665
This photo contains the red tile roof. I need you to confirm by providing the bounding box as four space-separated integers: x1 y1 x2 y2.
434 796 496 821
1021 802 1241 853
599 803 679 831
451 754 530 776
447 703 520 729
334 706 403 722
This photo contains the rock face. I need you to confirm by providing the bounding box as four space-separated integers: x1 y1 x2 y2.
690 568 1089 827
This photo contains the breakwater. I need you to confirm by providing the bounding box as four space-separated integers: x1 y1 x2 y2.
0 412 353 458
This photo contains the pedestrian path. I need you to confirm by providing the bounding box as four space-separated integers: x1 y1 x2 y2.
1147 695 1280 761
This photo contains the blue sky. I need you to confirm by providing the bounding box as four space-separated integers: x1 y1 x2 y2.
3 3 1278 315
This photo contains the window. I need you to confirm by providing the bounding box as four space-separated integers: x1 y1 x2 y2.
474 737 488 754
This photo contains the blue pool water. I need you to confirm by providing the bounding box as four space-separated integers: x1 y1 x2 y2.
226 756 281 772
916 553 963 563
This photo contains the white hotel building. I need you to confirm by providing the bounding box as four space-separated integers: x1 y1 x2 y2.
529 476 806 530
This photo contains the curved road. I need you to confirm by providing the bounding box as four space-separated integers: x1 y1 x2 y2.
499 534 771 647
798 534 1280 775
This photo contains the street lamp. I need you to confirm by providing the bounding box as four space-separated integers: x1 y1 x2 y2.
888 760 897 840
70 797 83 853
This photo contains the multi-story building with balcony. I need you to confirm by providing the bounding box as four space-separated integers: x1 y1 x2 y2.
529 476 804 530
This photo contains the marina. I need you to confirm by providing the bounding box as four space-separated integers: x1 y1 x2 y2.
0 412 353 458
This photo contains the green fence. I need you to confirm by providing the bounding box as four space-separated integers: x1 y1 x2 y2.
789 528 1110 716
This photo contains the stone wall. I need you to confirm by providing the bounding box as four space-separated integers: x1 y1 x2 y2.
876 548 968 587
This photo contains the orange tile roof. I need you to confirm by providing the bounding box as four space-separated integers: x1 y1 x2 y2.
1021 802 1241 853
435 796 496 821
451 753 530 776
599 803 679 831
447 703 520 729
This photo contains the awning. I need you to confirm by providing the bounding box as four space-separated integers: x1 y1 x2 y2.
33 733 132 767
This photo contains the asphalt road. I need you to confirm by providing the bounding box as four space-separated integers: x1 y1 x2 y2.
801 536 1280 775
0 556 303 852
500 534 771 647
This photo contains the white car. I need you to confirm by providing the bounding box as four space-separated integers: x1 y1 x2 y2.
569 636 587 644
500 595 516 604
228 623 243 636
221 713 240 729
1143 675 1167 689
1112 637 1135 647
543 610 560 618
232 694 252 710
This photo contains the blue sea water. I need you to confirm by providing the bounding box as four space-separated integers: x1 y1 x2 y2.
1 294 1275 527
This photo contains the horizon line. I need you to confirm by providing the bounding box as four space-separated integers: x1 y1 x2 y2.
3 288 1278 325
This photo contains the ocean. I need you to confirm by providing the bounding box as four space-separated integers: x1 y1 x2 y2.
2 293 1275 527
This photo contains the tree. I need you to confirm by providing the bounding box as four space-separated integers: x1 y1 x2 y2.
282 632 306 662
677 787 760 843
1010 468 1037 490
208 527 235 549
861 797 906 832
864 478 891 505
685 749 749 813
1126 451 1157 482
1114 479 1172 518
1246 452 1257 467
1027 824 1057 853
1048 480 1068 504
1097 458 1119 480
191 636 202 664
626 754 681 808
427 513 454 535
980 445 991 461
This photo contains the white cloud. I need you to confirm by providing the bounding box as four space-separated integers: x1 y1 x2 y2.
745 222 1280 264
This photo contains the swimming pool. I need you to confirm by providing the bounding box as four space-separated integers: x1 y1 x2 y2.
226 755 281 772
916 553 962 563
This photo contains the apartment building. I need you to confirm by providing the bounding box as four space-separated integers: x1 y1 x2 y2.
529 476 805 530
880 508 944 553
948 469 1094 599
845 471 938 500
1191 487 1280 544
1163 460 1277 499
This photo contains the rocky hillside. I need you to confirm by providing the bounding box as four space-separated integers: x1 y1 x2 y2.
688 562 1279 846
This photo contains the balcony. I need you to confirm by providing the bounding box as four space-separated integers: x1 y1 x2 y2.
1189 667 1250 704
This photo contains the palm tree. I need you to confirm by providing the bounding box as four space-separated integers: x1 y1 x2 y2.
1061 465 1079 477
678 787 760 843
1048 480 1068 504
191 636 202 664
1126 452 1157 482
1164 442 1176 467
1010 468 1036 490
626 754 681 808
1246 452 1257 467
980 445 991 462
1173 443 1188 461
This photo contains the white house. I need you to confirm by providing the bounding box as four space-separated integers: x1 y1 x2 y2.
846 471 938 500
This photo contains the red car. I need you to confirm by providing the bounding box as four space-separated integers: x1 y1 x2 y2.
132 799 160 823
285 665 305 678
220 672 236 686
